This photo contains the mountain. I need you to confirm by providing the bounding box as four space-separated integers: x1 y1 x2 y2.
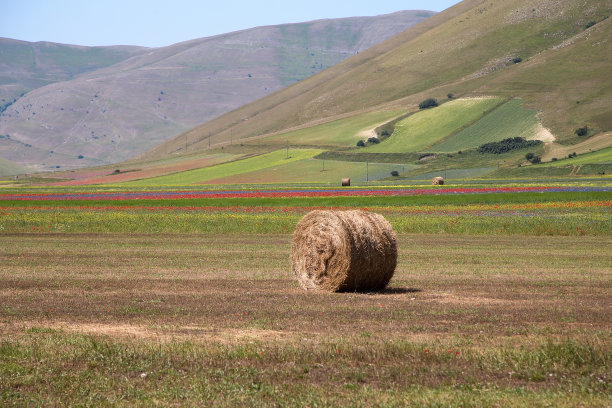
0 38 145 108
145 0 611 160
0 10 434 172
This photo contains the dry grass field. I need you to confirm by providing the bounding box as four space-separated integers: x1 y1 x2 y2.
1 233 610 406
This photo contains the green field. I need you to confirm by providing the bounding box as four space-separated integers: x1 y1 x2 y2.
429 99 539 153
256 110 402 147
0 157 28 177
123 149 323 186
206 158 413 184
550 146 612 166
365 98 504 153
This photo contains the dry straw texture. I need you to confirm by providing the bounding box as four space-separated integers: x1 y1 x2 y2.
432 176 445 185
291 210 397 292
341 178 351 186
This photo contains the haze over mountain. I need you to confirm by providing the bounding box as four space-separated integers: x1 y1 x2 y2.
146 0 611 160
0 10 434 172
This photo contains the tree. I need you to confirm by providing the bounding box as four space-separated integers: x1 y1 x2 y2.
418 98 438 109
575 126 588 136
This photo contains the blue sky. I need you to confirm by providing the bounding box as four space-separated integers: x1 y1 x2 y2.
1 0 458 47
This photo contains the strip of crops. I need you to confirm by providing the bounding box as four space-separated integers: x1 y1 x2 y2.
1 200 609 235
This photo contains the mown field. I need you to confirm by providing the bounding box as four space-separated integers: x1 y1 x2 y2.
1 182 611 406
365 98 504 153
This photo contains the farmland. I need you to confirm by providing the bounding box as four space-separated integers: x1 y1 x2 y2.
364 98 504 153
429 99 539 153
0 181 611 406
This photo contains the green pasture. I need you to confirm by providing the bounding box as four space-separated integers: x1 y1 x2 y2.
255 110 402 147
123 149 323 186
364 98 504 153
550 146 612 166
429 99 539 152
207 157 415 184
0 157 28 177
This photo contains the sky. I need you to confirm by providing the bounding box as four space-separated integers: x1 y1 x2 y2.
1 0 459 48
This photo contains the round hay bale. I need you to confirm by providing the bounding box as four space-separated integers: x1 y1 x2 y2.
291 210 397 292
341 178 350 186
432 176 444 185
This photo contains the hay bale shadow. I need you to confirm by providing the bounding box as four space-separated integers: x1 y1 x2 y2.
362 287 422 295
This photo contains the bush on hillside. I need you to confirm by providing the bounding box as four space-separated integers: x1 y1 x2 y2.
367 137 380 144
575 126 588 136
477 137 542 154
530 156 541 164
512 57 523 64
419 98 438 109
390 170 399 177
525 152 535 161
356 140 365 147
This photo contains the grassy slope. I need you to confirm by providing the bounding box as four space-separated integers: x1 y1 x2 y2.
549 146 612 166
123 149 323 186
429 98 539 152
476 13 612 138
205 158 413 184
145 0 611 159
0 38 144 101
252 110 402 147
0 157 29 177
365 98 503 153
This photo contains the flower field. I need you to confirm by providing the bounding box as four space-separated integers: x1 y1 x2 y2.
1 185 608 201
1 184 610 235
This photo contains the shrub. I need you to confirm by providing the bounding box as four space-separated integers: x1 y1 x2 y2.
356 140 365 147
418 98 438 109
525 152 535 161
367 137 380 144
77 155 84 159
447 93 454 99
575 126 588 136
380 130 390 137
552 157 558 161
585 21 596 29
390 171 399 177
512 57 523 64
478 137 542 154
530 156 541 164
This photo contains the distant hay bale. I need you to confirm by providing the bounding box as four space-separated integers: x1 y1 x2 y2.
341 178 350 186
432 176 444 185
291 210 397 292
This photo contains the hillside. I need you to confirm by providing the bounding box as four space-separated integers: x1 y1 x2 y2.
0 10 434 172
0 38 145 108
146 0 611 160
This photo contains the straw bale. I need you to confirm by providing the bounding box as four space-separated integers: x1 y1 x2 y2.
291 210 397 292
341 178 351 186
432 176 444 185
